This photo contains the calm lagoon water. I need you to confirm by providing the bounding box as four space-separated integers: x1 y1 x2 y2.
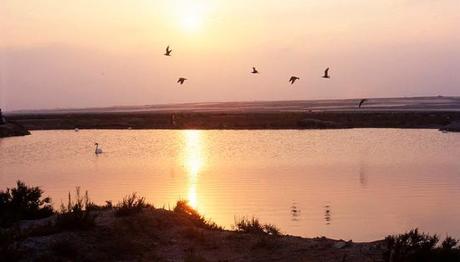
1 129 460 241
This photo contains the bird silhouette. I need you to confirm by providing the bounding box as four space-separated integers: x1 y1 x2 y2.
94 143 103 154
251 67 259 74
322 68 330 79
164 46 172 56
177 77 187 85
358 99 367 108
289 76 300 85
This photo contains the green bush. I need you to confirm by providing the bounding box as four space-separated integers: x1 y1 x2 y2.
55 187 97 231
0 181 54 227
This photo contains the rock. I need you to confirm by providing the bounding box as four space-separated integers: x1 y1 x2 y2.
0 121 31 138
440 121 460 132
334 241 347 249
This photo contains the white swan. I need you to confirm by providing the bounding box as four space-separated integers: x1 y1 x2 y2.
94 143 103 154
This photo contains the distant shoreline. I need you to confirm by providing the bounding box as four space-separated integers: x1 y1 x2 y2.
6 96 460 115
5 97 460 132
6 110 460 131
0 121 31 138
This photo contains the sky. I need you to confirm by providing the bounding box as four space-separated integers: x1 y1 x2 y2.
1 0 459 111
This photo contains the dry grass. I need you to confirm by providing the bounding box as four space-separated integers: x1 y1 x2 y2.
55 187 97 231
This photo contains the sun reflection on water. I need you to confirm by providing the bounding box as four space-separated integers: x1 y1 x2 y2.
183 130 204 209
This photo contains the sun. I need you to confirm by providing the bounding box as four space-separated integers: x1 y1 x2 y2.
181 13 203 33
174 0 212 33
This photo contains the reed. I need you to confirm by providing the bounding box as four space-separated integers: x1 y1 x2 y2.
55 187 97 231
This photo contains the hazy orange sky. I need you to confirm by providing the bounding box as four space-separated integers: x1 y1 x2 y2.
1 0 459 111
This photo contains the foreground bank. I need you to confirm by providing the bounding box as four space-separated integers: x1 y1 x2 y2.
3 208 386 261
2 182 460 261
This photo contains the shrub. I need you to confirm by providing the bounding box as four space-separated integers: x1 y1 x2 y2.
114 193 149 217
263 223 281 236
384 229 460 262
173 200 221 230
86 200 113 212
0 181 54 227
233 217 280 236
55 187 97 231
442 236 459 250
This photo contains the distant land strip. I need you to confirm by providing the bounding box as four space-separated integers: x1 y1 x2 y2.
6 97 460 131
5 111 460 131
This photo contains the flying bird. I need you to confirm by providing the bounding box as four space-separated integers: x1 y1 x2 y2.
177 77 187 85
251 67 259 74
164 46 172 56
358 99 367 108
289 76 300 85
322 68 330 79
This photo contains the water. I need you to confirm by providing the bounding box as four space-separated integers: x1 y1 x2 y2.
1 129 460 241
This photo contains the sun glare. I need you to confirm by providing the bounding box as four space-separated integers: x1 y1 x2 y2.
183 130 204 208
174 0 212 33
181 14 203 33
